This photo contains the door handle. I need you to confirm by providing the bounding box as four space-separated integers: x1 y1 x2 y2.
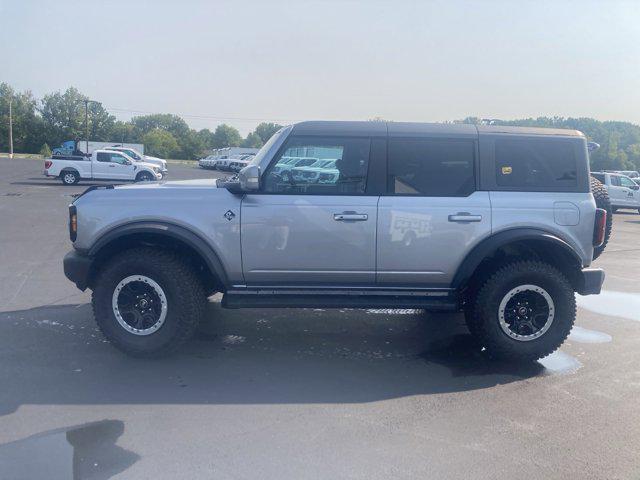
109 164 116 167
334 212 368 221
448 213 482 223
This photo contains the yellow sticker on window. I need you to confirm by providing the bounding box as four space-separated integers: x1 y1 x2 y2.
502 166 512 175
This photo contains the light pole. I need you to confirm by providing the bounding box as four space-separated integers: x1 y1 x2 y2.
8 98 13 159
81 99 100 154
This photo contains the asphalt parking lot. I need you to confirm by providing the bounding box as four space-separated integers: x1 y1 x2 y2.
0 156 639 479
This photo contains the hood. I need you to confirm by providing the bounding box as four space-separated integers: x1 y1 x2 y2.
137 161 162 170
116 178 219 190
142 157 167 167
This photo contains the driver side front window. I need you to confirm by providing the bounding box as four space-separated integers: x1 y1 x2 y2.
110 154 128 165
620 176 636 188
263 136 370 195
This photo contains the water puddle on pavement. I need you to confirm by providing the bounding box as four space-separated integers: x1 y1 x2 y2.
0 420 138 480
577 290 640 322
568 326 612 344
538 350 583 375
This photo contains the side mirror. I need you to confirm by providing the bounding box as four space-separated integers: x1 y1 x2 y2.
223 165 261 194
632 185 639 191
238 165 260 192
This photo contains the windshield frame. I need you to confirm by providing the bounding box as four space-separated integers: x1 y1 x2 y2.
249 125 292 171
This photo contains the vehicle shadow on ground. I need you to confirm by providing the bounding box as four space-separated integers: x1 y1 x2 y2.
10 179 122 187
0 301 546 416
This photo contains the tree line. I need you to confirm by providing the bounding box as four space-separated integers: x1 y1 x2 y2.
0 83 282 159
2 82 640 170
459 116 640 172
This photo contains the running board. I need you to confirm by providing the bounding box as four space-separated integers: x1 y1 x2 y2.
222 288 459 310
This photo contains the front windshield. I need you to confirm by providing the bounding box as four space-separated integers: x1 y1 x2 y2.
249 127 290 167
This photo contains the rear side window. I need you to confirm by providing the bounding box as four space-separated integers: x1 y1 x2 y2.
96 152 110 162
495 138 577 189
610 176 621 186
387 139 475 196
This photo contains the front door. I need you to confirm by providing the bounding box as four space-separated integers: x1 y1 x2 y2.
377 137 491 287
94 152 135 180
241 135 377 286
619 175 640 207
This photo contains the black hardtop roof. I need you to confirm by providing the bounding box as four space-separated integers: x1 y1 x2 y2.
291 121 585 138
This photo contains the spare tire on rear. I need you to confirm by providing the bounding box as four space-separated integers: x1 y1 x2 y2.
590 175 612 260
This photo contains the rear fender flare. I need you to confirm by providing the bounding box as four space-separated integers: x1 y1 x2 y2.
452 228 582 289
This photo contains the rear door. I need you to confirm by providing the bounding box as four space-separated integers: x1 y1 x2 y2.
241 135 380 286
376 133 491 287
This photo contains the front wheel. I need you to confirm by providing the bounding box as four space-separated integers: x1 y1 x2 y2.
92 248 207 357
467 261 576 362
135 171 154 182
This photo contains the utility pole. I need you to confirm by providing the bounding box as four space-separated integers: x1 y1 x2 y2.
83 99 89 154
8 98 13 159
82 99 100 154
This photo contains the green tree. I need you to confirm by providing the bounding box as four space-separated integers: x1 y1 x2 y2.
40 87 115 148
0 83 44 153
39 143 51 157
212 124 243 148
141 129 180 158
111 121 141 144
242 132 263 148
254 122 282 144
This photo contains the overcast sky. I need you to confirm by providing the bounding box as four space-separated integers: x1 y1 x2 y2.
2 0 639 134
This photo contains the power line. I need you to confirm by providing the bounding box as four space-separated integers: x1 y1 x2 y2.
103 106 301 124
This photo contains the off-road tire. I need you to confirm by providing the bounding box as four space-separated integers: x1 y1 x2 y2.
468 260 576 362
92 247 207 357
61 170 79 185
590 175 612 260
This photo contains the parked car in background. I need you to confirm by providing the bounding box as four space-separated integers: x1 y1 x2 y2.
591 171 640 213
290 158 338 182
53 140 146 157
198 154 218 169
228 154 256 172
617 170 640 179
199 147 260 170
104 147 168 177
44 150 162 185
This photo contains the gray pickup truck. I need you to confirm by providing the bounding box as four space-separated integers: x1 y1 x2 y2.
63 121 609 361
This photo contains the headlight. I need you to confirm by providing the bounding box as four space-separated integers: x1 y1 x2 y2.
153 167 160 173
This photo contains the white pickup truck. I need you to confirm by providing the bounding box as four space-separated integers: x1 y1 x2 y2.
591 171 640 213
103 146 168 177
44 150 163 185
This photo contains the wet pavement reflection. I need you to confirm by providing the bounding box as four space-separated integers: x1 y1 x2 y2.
0 420 138 480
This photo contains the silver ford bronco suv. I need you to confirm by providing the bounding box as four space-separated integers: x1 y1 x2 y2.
63 121 610 360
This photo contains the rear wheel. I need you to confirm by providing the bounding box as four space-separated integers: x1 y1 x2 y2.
92 248 207 357
467 260 576 362
590 175 612 260
61 170 79 185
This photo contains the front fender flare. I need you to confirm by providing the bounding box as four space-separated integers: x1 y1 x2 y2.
87 221 229 287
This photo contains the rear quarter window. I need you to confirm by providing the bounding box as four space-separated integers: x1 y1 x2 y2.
495 138 577 189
